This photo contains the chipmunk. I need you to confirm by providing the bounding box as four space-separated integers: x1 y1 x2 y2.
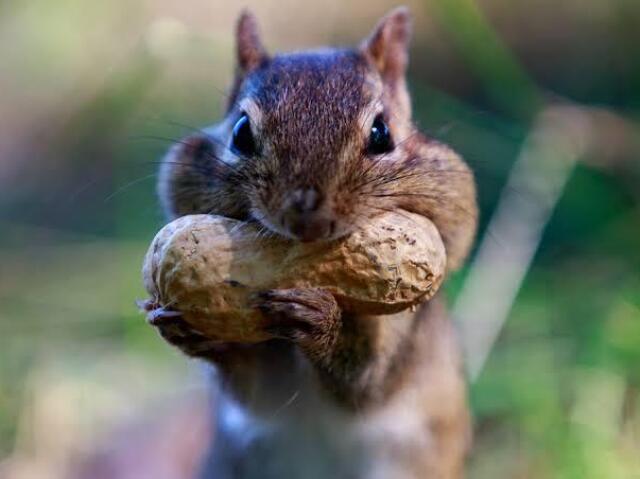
151 7 477 478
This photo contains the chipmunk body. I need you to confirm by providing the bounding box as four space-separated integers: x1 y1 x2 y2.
153 8 477 478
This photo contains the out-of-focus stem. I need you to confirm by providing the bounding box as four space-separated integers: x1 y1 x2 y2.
454 105 592 381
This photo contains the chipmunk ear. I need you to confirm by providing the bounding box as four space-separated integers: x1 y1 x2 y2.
236 9 269 74
361 7 412 84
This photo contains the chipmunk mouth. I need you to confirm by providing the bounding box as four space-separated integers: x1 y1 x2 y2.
283 216 336 242
279 188 343 242
249 206 349 243
250 187 351 243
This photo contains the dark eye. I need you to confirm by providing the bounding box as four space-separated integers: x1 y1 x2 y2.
231 113 257 157
367 114 394 155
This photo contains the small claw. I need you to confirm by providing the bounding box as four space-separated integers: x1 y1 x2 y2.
146 307 183 325
136 299 154 312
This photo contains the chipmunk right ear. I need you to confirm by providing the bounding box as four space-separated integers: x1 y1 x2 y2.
236 9 269 74
361 7 412 84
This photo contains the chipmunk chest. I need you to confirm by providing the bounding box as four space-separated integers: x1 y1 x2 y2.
217 386 430 479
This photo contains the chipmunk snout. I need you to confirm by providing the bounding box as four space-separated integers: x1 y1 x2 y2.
281 188 335 242
290 188 321 213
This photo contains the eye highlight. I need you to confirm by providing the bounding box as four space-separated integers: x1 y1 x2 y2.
367 114 394 155
231 113 257 157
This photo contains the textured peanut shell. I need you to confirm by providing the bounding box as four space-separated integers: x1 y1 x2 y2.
142 213 446 342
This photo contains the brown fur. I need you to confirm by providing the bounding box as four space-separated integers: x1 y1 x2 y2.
153 7 477 478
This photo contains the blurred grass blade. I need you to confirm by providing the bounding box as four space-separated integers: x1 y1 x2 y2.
454 105 591 381
428 0 542 119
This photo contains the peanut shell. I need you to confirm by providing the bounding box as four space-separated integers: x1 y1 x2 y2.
142 212 446 342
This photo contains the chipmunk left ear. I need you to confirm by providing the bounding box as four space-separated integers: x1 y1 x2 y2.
361 7 412 84
236 9 269 74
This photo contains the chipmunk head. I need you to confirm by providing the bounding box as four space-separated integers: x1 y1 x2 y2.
160 8 415 241
220 8 414 242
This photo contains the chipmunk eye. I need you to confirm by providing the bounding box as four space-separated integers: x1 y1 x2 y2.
367 114 394 155
231 113 257 157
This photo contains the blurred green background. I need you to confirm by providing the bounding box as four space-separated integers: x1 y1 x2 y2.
1 0 639 477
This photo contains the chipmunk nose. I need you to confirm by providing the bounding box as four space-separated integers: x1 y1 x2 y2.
283 189 334 242
290 188 321 213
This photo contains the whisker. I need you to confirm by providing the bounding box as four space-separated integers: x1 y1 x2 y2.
128 133 250 167
104 173 157 202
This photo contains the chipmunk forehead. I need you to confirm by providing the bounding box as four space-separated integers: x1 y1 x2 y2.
237 49 382 122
